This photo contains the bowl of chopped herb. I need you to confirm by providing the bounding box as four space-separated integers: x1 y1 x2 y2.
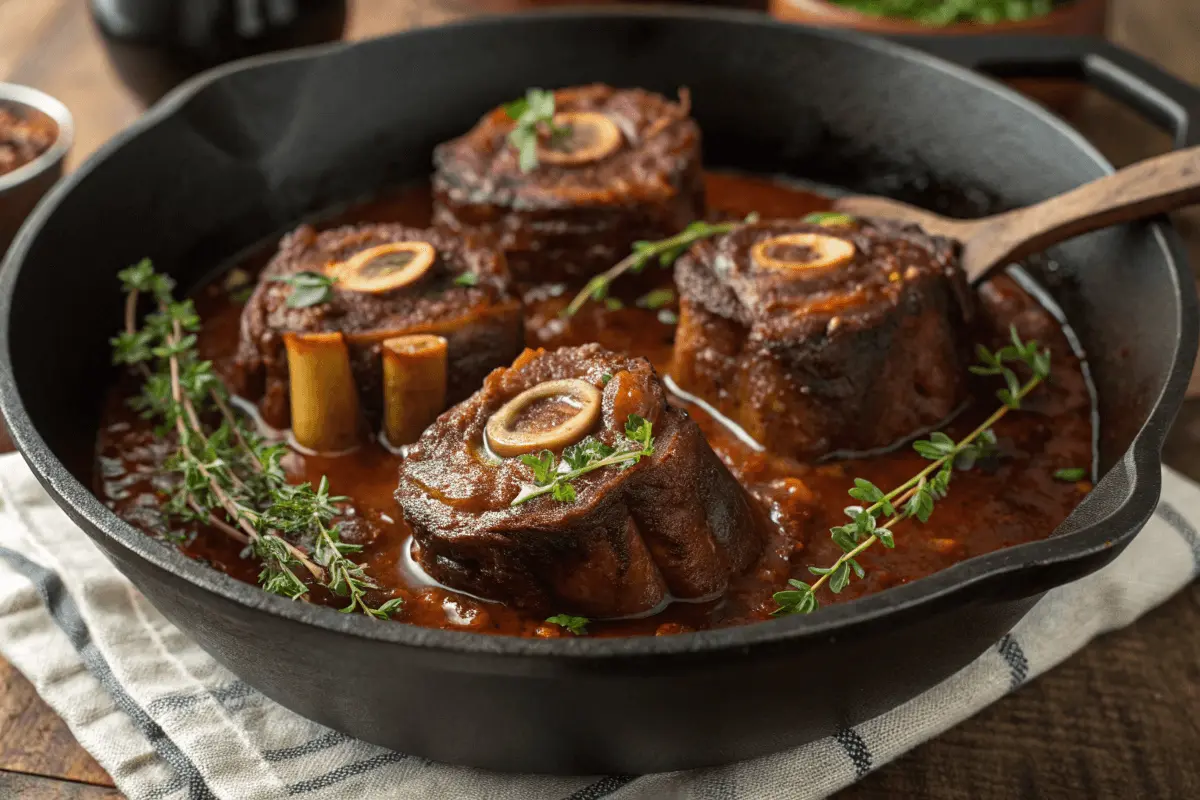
769 0 1107 36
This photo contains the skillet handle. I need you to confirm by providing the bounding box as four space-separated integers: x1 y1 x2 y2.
894 35 1200 149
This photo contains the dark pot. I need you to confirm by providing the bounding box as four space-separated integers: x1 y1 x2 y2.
89 0 347 105
0 9 1195 774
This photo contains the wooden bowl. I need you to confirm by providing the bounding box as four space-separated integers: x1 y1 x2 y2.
769 0 1108 35
769 0 1109 113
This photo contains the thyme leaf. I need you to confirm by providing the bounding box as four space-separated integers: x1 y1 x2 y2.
562 214 759 318
113 261 400 620
546 614 589 635
504 88 571 173
454 271 479 287
802 211 856 227
772 326 1052 616
270 271 336 308
511 414 655 506
638 288 675 310
1054 467 1087 482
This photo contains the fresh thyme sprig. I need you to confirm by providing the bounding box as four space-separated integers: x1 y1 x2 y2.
563 214 759 318
546 614 589 636
773 327 1052 616
112 260 401 619
504 88 571 173
270 271 336 308
512 414 655 506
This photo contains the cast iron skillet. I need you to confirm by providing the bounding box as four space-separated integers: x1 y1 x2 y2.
0 8 1196 774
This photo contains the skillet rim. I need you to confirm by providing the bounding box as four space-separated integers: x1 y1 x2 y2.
0 5 1194 660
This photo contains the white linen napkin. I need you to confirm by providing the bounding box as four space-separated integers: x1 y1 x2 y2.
0 451 1195 800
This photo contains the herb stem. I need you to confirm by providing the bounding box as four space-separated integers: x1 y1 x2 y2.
209 389 263 472
807 483 919 596
878 376 1042 514
808 374 1042 597
161 307 323 581
512 448 646 506
792 362 1046 606
562 215 757 318
190 500 248 544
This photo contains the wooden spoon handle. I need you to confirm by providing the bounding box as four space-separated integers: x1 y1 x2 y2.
963 146 1200 283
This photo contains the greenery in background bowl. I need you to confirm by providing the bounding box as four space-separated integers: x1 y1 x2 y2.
829 0 1063 25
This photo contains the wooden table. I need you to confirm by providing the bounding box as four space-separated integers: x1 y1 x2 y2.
1 1 1198 797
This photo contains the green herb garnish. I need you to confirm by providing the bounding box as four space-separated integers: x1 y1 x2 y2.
546 614 589 635
638 288 675 310
829 0 1055 26
270 271 336 308
454 272 479 287
113 260 400 619
773 327 1051 616
600 372 614 386
563 214 759 317
512 414 655 506
802 211 857 227
504 88 571 173
1054 467 1087 482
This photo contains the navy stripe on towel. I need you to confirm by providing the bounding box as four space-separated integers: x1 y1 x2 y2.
997 634 1029 689
286 752 408 795
0 545 216 800
566 775 638 799
265 730 351 762
835 728 872 777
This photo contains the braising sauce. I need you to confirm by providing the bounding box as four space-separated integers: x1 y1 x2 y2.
95 172 1094 637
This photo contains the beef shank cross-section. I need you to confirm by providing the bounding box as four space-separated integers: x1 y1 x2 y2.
432 84 705 284
395 344 764 619
234 223 524 437
672 217 972 461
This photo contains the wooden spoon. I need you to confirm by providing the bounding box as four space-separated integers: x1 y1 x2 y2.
833 147 1200 284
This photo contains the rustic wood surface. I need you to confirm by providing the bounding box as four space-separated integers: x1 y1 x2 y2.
0 0 1198 797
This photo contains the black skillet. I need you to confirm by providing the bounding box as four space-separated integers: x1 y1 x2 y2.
0 8 1196 774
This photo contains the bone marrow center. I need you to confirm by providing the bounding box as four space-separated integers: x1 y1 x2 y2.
752 233 856 273
486 378 603 457
537 112 623 166
327 241 436 293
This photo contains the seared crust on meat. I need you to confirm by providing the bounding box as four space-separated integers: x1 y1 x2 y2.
233 223 523 430
395 344 763 618
672 218 972 460
432 84 705 284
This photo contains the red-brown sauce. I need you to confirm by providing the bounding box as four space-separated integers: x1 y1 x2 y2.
0 106 57 177
94 172 1095 637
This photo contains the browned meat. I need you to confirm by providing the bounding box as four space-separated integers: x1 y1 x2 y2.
672 218 972 461
0 106 56 177
233 223 524 430
432 84 705 284
395 344 764 619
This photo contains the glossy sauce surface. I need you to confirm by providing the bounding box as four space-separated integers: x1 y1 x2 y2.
95 172 1094 637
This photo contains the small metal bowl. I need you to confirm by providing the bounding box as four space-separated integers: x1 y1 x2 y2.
0 83 74 254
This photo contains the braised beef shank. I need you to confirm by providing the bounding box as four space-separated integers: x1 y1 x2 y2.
395 344 763 618
234 223 523 429
672 218 972 460
432 84 705 284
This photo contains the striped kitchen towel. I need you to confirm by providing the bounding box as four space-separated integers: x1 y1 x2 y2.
0 451 1196 800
